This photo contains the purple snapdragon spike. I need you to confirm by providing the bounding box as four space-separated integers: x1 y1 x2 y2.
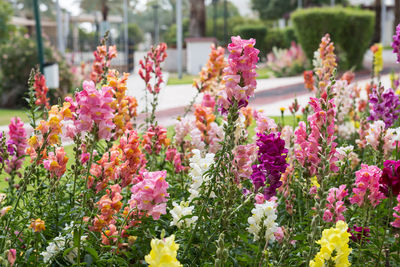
368 86 400 128
392 24 400 63
250 132 288 200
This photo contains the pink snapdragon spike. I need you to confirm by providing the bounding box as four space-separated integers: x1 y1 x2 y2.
323 185 348 223
8 249 16 267
142 125 169 155
75 80 115 140
43 147 68 178
253 109 277 134
5 117 27 174
392 194 400 228
233 143 257 182
101 224 118 245
129 170 169 220
218 36 259 113
350 164 386 207
90 45 117 83
166 148 186 173
138 43 167 94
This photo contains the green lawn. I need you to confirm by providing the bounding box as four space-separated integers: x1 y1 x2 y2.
0 109 29 125
167 68 272 86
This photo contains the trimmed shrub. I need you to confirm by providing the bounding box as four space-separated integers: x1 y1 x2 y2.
264 27 297 54
291 7 374 70
233 24 267 54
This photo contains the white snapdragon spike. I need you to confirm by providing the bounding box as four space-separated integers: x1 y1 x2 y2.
365 120 386 148
336 145 354 157
41 235 66 263
188 149 215 201
247 201 278 242
312 50 322 71
190 128 206 151
170 201 198 228
281 125 294 149
337 121 357 139
334 80 355 122
234 113 247 143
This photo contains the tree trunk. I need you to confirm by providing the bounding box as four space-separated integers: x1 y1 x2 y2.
102 0 109 21
395 0 400 32
374 0 381 43
189 0 206 37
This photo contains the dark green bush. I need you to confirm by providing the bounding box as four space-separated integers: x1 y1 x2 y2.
264 27 297 54
291 7 374 70
0 32 74 107
233 24 267 54
0 1 13 42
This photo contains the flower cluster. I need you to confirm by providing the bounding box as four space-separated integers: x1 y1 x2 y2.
310 220 351 267
5 117 27 174
303 70 315 91
139 43 167 94
350 164 386 207
142 125 169 155
129 171 169 220
75 81 115 140
348 225 370 243
380 159 400 196
145 234 182 267
166 148 186 173
323 185 348 223
250 132 288 200
368 86 400 128
188 149 215 200
247 200 278 242
392 194 400 228
371 43 383 76
33 73 49 108
218 36 259 112
169 201 198 229
232 144 257 181
43 147 68 178
90 45 117 83
194 44 226 94
30 218 46 232
313 33 337 93
392 23 400 63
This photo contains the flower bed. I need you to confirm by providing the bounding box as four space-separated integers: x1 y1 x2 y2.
1 30 400 266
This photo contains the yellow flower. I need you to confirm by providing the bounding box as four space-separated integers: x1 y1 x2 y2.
310 176 320 188
145 234 182 267
29 218 46 232
310 221 351 267
372 43 383 76
280 107 286 112
0 206 12 217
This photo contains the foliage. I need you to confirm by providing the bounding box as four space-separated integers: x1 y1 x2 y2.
264 27 297 54
0 31 75 107
127 23 144 48
291 6 374 69
0 1 13 42
233 24 267 55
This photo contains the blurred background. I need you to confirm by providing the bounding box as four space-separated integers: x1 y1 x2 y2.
0 0 398 109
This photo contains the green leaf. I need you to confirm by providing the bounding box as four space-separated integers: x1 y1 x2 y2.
84 246 99 261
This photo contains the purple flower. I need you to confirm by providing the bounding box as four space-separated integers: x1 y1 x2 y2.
392 23 400 63
368 86 400 128
347 225 370 243
250 132 288 200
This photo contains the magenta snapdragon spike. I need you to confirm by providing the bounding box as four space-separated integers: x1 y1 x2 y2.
218 36 259 113
75 80 115 140
392 194 400 228
350 164 386 207
347 225 370 243
392 24 400 63
368 86 400 128
5 117 27 174
323 185 348 223
250 132 288 200
380 160 400 196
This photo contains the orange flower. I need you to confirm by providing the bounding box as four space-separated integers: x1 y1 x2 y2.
29 218 45 232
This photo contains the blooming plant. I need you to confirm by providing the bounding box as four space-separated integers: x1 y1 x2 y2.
2 31 400 267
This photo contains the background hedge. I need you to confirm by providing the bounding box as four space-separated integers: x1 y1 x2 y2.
291 7 374 70
233 24 267 55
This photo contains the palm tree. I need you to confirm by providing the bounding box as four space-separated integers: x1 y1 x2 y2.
189 0 206 37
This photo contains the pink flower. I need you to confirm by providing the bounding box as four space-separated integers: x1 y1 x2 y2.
142 125 169 155
350 164 386 207
255 193 265 204
323 185 348 222
139 43 167 94
8 249 16 266
101 224 118 245
43 147 68 178
218 36 259 112
129 170 169 220
274 227 285 243
253 109 277 134
174 117 194 146
75 80 115 140
233 143 257 181
392 194 400 228
202 93 216 109
208 122 224 153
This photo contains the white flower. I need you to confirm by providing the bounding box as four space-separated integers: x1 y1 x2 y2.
170 201 198 228
234 114 247 142
333 80 355 122
40 235 66 263
337 121 357 139
366 120 386 148
336 145 354 157
247 201 278 242
188 149 215 201
190 128 206 151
